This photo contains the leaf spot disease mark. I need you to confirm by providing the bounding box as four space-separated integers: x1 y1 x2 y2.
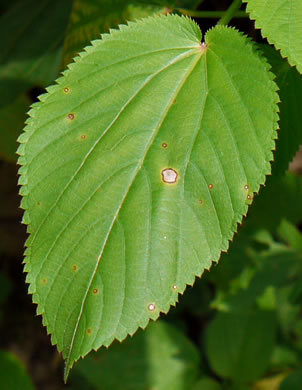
81 134 87 140
199 199 203 205
72 265 78 271
92 288 99 295
87 328 92 335
67 113 75 120
208 184 214 190
244 185 249 190
161 142 168 149
41 278 47 285
161 168 178 184
148 303 156 312
37 201 41 206
247 194 252 200
63 87 70 93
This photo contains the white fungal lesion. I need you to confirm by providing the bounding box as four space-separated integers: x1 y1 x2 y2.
148 303 156 312
161 168 178 184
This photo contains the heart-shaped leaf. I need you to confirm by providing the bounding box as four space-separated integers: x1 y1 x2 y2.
244 0 302 74
17 15 279 378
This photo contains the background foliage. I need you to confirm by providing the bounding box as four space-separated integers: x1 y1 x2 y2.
0 0 302 389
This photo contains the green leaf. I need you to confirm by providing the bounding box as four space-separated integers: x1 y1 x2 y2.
205 308 277 383
280 370 302 390
270 345 299 370
261 44 302 176
246 173 302 234
0 95 30 162
17 15 279 378
192 377 222 390
210 242 301 312
62 0 164 67
244 0 302 73
74 320 200 390
62 0 205 67
277 219 302 251
0 350 35 390
0 0 72 107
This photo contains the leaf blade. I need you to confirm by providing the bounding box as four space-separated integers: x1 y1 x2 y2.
244 0 302 74
17 15 279 377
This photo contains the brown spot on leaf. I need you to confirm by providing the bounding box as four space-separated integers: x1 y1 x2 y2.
161 168 178 184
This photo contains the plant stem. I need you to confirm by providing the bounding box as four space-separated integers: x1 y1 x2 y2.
178 8 247 19
217 0 243 25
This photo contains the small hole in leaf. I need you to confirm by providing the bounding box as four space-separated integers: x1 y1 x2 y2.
148 303 156 312
81 134 87 140
64 87 70 93
172 285 177 291
247 194 252 200
161 142 168 149
208 184 213 190
244 185 249 190
93 288 99 295
161 168 178 184
67 113 75 120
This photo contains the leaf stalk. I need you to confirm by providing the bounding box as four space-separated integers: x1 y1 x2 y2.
217 0 243 25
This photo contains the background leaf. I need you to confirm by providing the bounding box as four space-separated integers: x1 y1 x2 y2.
245 173 302 235
0 0 72 107
0 350 35 390
244 0 302 73
73 320 200 390
17 15 278 376
191 377 222 390
205 308 277 383
261 44 302 176
280 369 302 390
